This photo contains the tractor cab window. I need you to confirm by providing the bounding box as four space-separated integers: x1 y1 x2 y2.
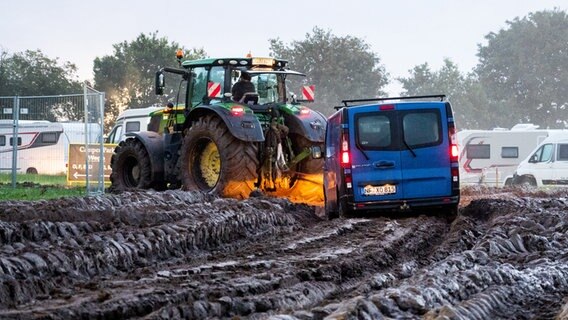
253 73 279 104
189 67 208 107
208 66 225 103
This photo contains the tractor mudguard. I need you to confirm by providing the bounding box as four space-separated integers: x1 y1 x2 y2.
283 109 326 142
187 105 265 142
124 131 165 183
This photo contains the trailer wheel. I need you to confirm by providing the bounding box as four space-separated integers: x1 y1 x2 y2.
180 115 258 199
110 138 152 191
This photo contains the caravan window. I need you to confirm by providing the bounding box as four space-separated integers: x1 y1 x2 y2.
125 121 140 133
558 144 568 161
466 144 490 159
41 132 58 144
10 137 22 146
501 147 518 159
0 135 5 146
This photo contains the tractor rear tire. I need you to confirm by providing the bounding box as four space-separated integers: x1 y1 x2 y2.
285 133 324 204
290 133 323 174
180 115 259 199
110 138 153 191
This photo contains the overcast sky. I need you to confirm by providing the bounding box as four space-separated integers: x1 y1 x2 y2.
1 0 566 95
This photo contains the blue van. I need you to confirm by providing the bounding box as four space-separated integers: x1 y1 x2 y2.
323 95 460 218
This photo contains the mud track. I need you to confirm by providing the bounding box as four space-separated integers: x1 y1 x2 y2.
0 187 567 319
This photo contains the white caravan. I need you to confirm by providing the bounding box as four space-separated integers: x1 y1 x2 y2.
512 133 568 187
105 106 162 144
457 124 562 187
0 120 101 175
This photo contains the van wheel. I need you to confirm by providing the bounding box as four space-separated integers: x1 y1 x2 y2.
519 176 536 188
443 204 459 221
337 190 352 218
324 191 339 220
110 138 152 191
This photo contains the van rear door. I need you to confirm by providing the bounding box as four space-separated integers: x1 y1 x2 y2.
398 104 451 198
349 107 403 202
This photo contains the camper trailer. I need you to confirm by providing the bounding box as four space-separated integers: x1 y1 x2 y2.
458 124 562 187
105 106 161 144
0 120 101 175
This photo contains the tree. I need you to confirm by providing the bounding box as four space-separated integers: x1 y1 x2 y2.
269 27 389 116
93 32 206 130
0 49 81 96
476 9 568 128
398 59 494 129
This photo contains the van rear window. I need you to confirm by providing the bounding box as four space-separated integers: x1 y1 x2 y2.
402 112 441 147
357 115 391 148
355 109 442 150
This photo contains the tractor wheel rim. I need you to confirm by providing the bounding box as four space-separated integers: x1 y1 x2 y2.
199 141 220 188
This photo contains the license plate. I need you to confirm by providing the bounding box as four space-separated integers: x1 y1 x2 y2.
363 184 396 196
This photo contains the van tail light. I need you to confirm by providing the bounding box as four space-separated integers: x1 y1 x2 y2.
448 125 458 162
340 132 351 168
340 130 353 190
448 121 460 193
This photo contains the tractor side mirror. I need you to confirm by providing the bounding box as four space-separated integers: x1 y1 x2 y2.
155 71 165 95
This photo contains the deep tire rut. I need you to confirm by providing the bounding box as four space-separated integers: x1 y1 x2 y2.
0 188 567 319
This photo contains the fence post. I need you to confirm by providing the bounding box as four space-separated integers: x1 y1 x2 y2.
11 96 19 188
83 84 90 193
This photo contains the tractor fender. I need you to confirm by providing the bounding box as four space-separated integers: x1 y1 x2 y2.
187 105 265 142
124 131 164 183
283 109 326 142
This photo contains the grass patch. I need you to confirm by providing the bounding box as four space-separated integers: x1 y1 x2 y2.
0 183 85 201
0 173 87 200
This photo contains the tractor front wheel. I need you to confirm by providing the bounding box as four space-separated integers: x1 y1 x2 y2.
110 138 153 191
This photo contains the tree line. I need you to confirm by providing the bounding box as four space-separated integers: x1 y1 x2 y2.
0 9 566 130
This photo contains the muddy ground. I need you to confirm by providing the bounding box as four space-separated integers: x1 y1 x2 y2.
0 186 567 319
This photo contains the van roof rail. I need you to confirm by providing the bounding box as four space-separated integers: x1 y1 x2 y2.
338 94 446 109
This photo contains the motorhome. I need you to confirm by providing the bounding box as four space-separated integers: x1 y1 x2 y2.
457 124 562 187
0 120 101 175
512 132 568 187
105 106 162 144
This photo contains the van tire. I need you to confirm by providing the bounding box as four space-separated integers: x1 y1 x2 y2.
325 192 339 220
110 138 153 191
180 115 258 199
337 191 352 218
519 176 537 187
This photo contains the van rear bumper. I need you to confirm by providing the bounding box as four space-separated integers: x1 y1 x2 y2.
346 195 460 212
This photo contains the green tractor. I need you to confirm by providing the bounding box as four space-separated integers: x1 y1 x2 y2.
109 55 326 203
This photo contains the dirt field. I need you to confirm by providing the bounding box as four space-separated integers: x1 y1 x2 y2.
0 186 567 319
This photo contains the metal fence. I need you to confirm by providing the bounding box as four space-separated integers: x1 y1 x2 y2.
0 83 106 195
